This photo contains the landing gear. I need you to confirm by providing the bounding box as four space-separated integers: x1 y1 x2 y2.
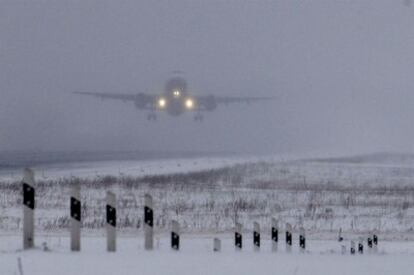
194 113 204 122
147 112 157 121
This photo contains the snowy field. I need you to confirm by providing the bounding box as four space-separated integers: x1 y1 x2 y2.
2 153 414 274
2 153 414 237
1 235 414 275
0 155 262 182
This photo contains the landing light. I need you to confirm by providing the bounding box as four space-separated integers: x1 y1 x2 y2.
173 90 181 97
185 98 194 109
158 98 166 108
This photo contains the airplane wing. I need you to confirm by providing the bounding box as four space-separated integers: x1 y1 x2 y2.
195 95 275 111
73 91 137 102
213 96 275 105
73 91 156 109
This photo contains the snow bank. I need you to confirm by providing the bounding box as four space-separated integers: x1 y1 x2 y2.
1 235 414 275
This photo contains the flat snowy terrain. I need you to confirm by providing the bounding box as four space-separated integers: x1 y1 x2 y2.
2 154 414 237
1 235 414 275
2 153 414 274
0 155 259 182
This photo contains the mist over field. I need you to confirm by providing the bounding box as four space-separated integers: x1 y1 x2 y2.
2 2 414 275
1 1 414 155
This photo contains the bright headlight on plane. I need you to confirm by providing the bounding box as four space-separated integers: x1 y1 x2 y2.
185 98 194 109
158 98 166 108
173 90 181 97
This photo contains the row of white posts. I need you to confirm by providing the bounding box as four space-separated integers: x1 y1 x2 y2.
22 168 306 252
21 168 376 253
338 228 379 255
22 169 120 252
231 219 306 253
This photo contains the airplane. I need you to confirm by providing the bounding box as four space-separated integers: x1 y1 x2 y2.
73 77 274 121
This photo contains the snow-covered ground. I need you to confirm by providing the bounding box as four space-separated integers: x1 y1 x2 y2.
2 154 414 237
0 155 263 182
2 153 414 274
1 235 414 275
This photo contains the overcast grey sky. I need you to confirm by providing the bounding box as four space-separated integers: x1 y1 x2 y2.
0 0 413 155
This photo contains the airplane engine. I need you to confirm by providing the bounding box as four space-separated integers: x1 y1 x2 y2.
205 95 217 111
134 93 148 109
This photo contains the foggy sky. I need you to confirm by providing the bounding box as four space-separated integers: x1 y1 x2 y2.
1 0 414 155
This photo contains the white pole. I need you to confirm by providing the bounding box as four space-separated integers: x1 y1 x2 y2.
144 194 153 250
253 222 260 251
299 227 306 252
338 228 343 242
171 220 180 250
373 233 378 253
271 218 278 252
350 240 356 254
106 191 116 252
358 237 364 254
286 223 292 253
367 235 373 254
70 183 81 251
235 222 242 250
22 168 35 250
213 238 221 252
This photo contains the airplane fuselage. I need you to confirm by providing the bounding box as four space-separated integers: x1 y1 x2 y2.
156 77 197 116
